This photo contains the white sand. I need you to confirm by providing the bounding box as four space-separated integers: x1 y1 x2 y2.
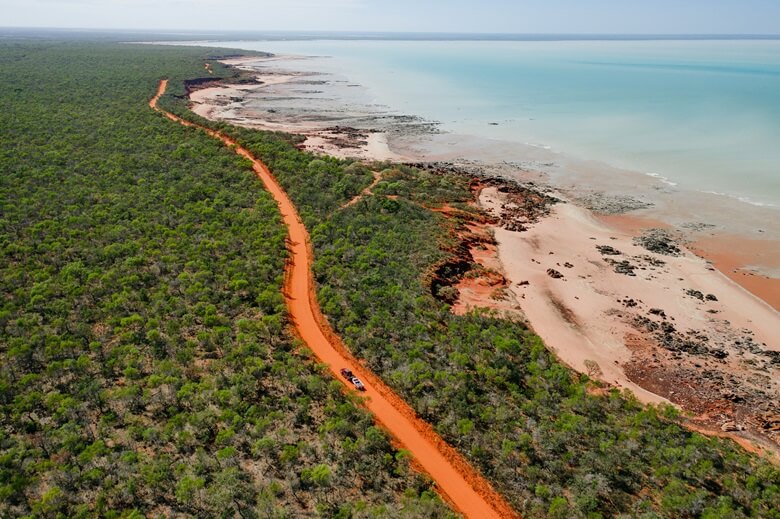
480 187 780 409
188 59 407 162
190 56 780 447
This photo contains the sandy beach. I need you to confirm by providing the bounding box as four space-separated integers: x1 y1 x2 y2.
189 56 409 162
689 234 780 311
474 185 779 450
188 56 780 453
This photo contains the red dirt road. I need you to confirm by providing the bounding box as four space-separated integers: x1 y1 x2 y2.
150 80 519 519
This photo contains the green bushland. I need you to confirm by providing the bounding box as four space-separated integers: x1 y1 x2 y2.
163 68 780 518
0 41 454 518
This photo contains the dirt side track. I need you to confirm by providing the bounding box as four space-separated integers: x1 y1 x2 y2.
150 79 519 519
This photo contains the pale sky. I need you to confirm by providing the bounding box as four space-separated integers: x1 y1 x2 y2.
2 0 779 34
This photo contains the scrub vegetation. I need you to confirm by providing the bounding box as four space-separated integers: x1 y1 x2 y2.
2 37 779 519
0 42 452 519
167 83 780 518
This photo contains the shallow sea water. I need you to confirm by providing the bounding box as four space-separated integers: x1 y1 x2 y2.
201 38 780 208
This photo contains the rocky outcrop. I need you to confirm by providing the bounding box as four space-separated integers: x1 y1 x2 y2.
634 228 682 256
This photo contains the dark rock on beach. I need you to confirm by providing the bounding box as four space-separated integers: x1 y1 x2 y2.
578 192 654 215
686 289 705 301
596 245 622 256
634 228 682 256
605 258 637 276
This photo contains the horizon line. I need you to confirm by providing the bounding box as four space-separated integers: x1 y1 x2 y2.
2 26 780 39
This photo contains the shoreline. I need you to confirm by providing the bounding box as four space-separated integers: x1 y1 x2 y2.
189 56 410 162
476 185 779 451
599 213 780 312
192 55 780 311
189 56 780 453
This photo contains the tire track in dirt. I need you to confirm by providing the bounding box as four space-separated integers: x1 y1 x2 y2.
151 79 519 519
341 170 382 209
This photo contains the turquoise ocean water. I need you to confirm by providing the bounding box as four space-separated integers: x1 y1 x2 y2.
202 39 780 208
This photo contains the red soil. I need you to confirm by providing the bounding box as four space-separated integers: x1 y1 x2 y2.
597 213 670 234
452 226 519 316
685 422 779 463
600 214 780 312
150 80 519 519
690 235 780 312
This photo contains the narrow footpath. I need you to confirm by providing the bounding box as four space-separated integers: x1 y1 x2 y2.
150 79 519 519
341 171 382 209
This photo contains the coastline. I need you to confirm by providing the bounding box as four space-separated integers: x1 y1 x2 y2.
189 56 410 162
188 56 780 453
476 185 779 452
689 234 780 311
599 213 780 312
393 137 780 312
